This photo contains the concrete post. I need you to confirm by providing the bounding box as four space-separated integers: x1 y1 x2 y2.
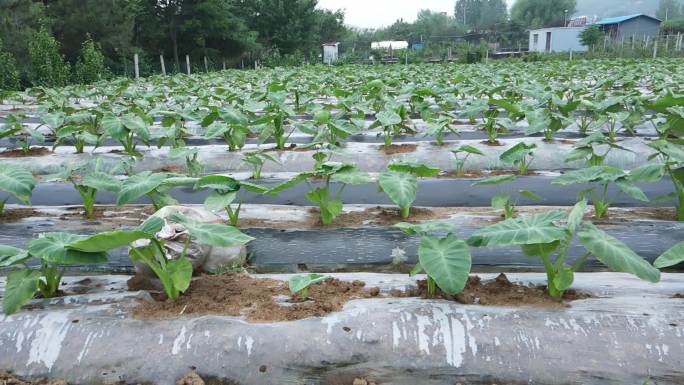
133 53 140 79
160 55 166 75
204 56 209 73
186 55 191 75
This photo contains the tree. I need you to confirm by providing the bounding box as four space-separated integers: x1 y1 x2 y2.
73 36 110 84
657 0 682 21
454 0 507 30
413 10 466 41
28 27 70 87
662 17 684 34
511 0 577 29
579 25 603 50
0 38 21 91
0 0 50 70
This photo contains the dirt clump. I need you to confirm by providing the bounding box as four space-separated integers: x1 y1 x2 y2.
391 273 589 307
380 143 417 155
132 273 379 322
436 170 539 179
0 147 51 157
176 371 205 385
673 293 684 299
0 371 67 385
154 165 187 174
323 206 443 227
0 208 41 223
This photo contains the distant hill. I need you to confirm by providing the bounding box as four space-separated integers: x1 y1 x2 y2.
574 0 659 21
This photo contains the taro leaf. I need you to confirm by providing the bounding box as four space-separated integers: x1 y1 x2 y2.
467 211 566 247
552 267 575 291
116 172 169 205
67 230 151 253
167 256 193 293
387 161 440 177
238 181 269 194
266 173 313 195
288 273 328 294
0 245 29 267
3 268 41 315
204 191 238 212
564 147 593 164
331 169 373 185
195 175 240 191
42 112 66 129
653 241 684 269
81 172 120 193
170 213 254 247
648 93 684 113
378 171 417 211
167 147 199 160
120 114 149 139
452 145 484 156
491 193 510 209
0 164 36 205
102 114 125 138
418 234 471 295
376 110 402 127
409 263 424 276
500 142 536 164
615 180 649 202
137 216 164 235
648 139 684 163
521 241 560 257
473 175 516 186
577 223 660 283
567 199 587 235
628 163 666 183
552 166 624 186
320 199 343 224
394 222 456 236
28 233 108 265
520 190 543 201
204 122 230 139
313 110 332 125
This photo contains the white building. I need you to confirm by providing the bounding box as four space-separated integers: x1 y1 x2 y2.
528 27 588 53
321 42 339 64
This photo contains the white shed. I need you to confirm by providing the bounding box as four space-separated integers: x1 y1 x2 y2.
528 27 588 53
321 42 339 64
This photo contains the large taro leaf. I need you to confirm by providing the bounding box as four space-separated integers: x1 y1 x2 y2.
170 213 254 247
0 164 36 205
376 110 402 127
67 230 151 253
0 245 29 267
167 256 193 293
499 142 536 164
204 191 238 212
653 241 684 269
394 222 456 236
418 235 471 295
577 222 660 283
467 211 566 247
81 172 120 193
387 161 440 177
195 175 240 192
552 166 624 186
378 171 417 211
116 172 169 206
28 233 108 265
3 269 41 315
331 169 373 185
288 273 328 294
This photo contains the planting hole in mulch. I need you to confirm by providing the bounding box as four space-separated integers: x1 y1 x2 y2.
380 143 417 155
153 165 187 174
0 147 51 157
130 273 380 322
391 273 589 307
480 140 503 146
0 208 42 223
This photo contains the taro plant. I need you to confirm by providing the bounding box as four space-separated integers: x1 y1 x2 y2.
524 108 571 141
378 161 440 219
394 222 472 297
288 273 328 301
0 114 45 153
1 233 108 315
425 113 460 146
653 241 684 269
267 162 372 225
643 139 684 221
101 113 151 157
51 161 120 218
564 132 631 167
499 142 536 175
467 200 661 298
371 105 414 148
69 213 254 300
552 165 649 219
45 111 100 154
202 106 251 152
167 147 203 177
254 90 296 150
194 175 268 226
242 150 278 179
473 175 542 219
116 172 195 210
0 164 36 215
451 145 484 177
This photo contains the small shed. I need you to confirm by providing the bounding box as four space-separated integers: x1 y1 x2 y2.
528 27 588 53
321 42 339 64
596 14 661 41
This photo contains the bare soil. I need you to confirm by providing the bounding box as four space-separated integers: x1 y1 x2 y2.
131 273 380 322
0 371 66 385
380 143 417 155
0 208 41 223
391 273 589 308
153 165 187 174
0 147 51 157
480 140 503 146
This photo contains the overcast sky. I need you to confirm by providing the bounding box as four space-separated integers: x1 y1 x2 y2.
317 0 515 29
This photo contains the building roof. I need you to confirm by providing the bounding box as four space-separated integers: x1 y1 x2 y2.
596 14 661 25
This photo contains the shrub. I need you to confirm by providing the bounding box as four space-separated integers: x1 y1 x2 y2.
73 36 109 84
0 38 21 91
28 27 70 87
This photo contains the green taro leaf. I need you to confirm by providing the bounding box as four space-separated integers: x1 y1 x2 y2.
452 145 484 156
653 241 684 269
204 191 238 212
376 110 402 127
288 273 328 294
418 234 472 295
3 269 41 315
473 175 516 186
378 171 417 211
0 164 36 205
500 142 536 164
394 222 456 236
387 161 440 177
28 233 108 265
628 163 666 183
0 245 29 267
577 223 660 283
331 169 373 185
467 211 566 247
615 180 649 202
137 216 164 235
195 175 240 191
117 172 169 205
567 199 587 235
167 256 193 293
521 241 560 257
67 231 151 252
81 172 120 193
170 213 254 247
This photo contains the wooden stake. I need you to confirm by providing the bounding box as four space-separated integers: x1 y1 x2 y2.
160 55 166 75
204 56 209 73
222 59 226 71
186 54 191 75
133 53 140 79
